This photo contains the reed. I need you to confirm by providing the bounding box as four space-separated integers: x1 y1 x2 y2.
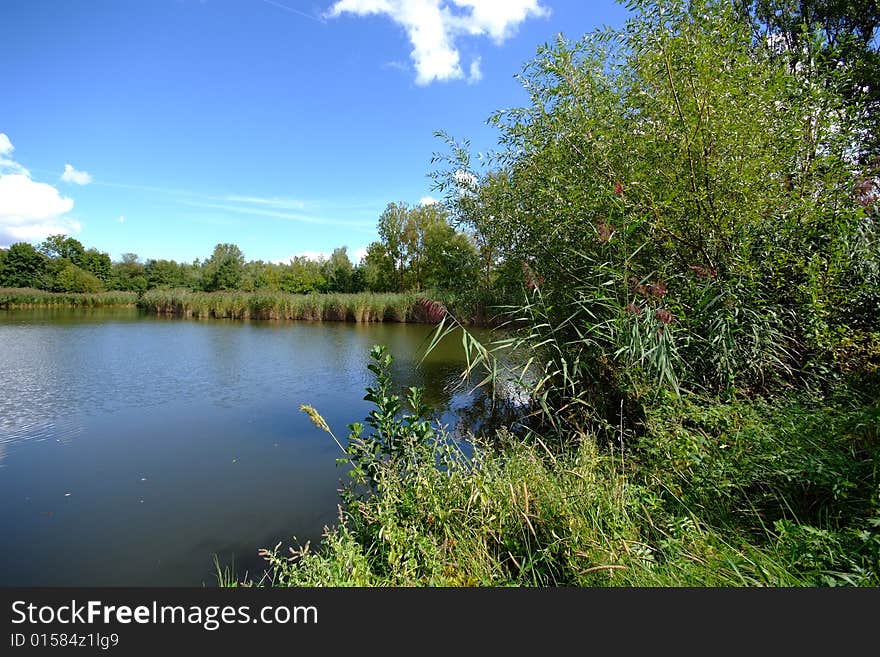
0 287 138 308
138 289 431 322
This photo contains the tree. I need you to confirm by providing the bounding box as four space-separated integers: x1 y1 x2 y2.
362 241 396 292
432 0 875 423
39 234 85 264
370 201 478 291
735 0 880 162
55 264 104 293
80 249 113 284
145 259 185 289
203 243 245 291
111 253 147 293
322 247 354 292
0 242 47 288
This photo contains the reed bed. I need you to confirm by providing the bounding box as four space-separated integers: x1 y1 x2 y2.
0 288 138 308
139 289 439 323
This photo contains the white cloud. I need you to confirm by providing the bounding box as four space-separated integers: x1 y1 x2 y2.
0 174 80 246
0 132 29 176
467 56 482 83
61 163 92 185
0 135 82 246
117 214 126 224
0 133 13 156
327 0 548 84
419 195 438 205
353 245 368 263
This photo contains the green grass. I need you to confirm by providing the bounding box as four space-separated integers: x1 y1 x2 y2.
230 380 879 587
139 289 438 322
0 287 138 307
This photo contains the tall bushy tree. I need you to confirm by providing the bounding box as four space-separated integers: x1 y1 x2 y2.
0 242 47 288
434 0 877 434
203 243 245 292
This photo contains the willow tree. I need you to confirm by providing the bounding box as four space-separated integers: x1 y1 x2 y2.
433 0 877 434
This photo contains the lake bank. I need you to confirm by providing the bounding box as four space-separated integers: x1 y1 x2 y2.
0 288 467 324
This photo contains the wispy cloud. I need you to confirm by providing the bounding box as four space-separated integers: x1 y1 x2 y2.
184 200 375 230
117 214 126 224
467 56 482 84
61 163 92 185
224 195 307 210
259 0 325 22
327 0 549 85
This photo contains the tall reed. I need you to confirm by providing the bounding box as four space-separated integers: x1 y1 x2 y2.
138 289 433 322
0 288 138 308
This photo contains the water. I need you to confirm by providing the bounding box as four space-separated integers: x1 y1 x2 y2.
0 308 486 586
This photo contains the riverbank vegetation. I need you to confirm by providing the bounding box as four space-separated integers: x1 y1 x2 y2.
230 0 879 587
0 288 138 308
139 289 442 322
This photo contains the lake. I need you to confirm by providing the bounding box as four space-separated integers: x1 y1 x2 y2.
0 308 487 586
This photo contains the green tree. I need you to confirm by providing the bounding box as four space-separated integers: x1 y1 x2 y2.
362 241 396 292
55 263 104 293
111 253 147 293
80 248 113 284
39 234 85 265
144 259 185 289
0 242 48 288
203 243 245 291
322 247 354 292
432 0 876 434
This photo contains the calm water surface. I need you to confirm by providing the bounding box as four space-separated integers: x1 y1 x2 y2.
0 308 485 585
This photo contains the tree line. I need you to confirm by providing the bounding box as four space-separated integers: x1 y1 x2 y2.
0 203 483 296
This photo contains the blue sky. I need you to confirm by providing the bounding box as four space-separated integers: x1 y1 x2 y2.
1 0 629 264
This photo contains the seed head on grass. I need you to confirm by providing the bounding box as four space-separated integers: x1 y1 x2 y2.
300 404 346 453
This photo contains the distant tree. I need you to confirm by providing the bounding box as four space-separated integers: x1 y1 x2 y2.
144 259 185 289
39 234 85 265
55 264 104 293
111 253 147 293
0 242 48 288
80 248 113 284
203 243 245 291
280 256 326 293
368 202 477 291
322 247 354 292
362 241 396 292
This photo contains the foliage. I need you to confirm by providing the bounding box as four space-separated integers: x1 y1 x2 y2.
244 350 878 587
138 289 432 322
364 202 480 293
0 243 47 288
429 0 879 439
54 263 104 293
0 288 137 307
203 243 245 292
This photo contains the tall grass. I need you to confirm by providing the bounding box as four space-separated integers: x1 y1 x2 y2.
139 289 440 322
228 350 879 587
0 287 138 308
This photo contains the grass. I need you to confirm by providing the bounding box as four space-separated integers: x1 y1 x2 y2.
139 289 442 322
227 361 879 587
0 287 138 307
